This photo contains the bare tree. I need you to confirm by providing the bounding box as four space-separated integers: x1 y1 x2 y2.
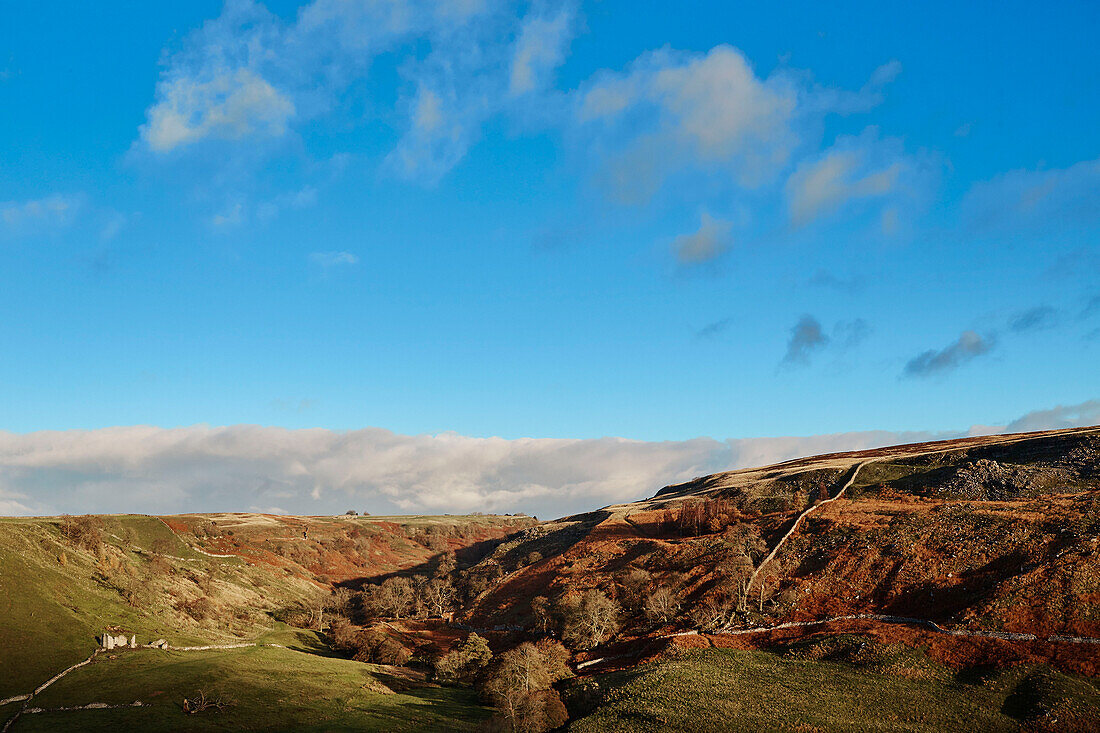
434 550 457 578
563 590 619 649
365 576 416 618
692 595 734 632
482 640 570 733
421 578 456 618
644 586 679 623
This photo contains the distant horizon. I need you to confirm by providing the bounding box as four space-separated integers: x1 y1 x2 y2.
2 400 1095 519
2 1 1098 522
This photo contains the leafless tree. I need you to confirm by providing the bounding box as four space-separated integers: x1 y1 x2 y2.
421 578 456 617
482 640 570 733
644 586 679 623
563 590 620 649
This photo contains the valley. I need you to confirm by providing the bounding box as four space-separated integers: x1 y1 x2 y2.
3 427 1099 731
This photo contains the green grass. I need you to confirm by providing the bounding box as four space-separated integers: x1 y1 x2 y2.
0 517 313 700
14 645 491 732
568 647 1100 732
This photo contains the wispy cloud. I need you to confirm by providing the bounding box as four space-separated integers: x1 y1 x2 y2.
961 156 1100 234
834 318 872 348
1009 305 1059 333
1082 295 1100 321
309 251 359 267
138 0 578 185
782 314 829 366
779 315 870 367
1 194 84 236
903 330 995 377
785 130 907 226
671 211 732 265
210 202 245 228
695 317 734 340
509 4 575 96
807 269 865 294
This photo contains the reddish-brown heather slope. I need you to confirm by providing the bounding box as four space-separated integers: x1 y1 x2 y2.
458 426 1100 674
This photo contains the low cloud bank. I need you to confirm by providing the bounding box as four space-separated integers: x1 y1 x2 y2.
1 401 1096 518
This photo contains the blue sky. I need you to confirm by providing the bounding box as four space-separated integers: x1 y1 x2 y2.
1 0 1098 513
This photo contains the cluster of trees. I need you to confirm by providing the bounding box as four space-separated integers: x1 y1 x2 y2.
59 514 104 551
526 590 621 649
656 497 741 536
430 633 571 733
361 575 458 619
481 639 571 732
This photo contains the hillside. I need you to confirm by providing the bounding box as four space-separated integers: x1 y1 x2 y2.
0 512 529 729
3 427 1099 731
459 426 1100 674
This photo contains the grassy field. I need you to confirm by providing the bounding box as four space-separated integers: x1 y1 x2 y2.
0 515 317 700
14 645 490 732
0 512 511 731
568 646 1100 732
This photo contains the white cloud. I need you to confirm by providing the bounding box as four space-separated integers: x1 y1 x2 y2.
577 45 799 198
1 194 83 235
510 5 575 96
961 156 1100 233
1 405 1094 518
142 68 295 152
574 46 903 204
309 251 358 266
671 211 732 264
1006 399 1100 433
651 46 797 168
785 130 910 226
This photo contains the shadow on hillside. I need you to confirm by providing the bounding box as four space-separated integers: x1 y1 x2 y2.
268 625 344 658
336 511 612 593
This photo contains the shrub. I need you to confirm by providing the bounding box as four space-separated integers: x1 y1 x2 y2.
562 590 620 649
179 596 216 622
329 616 358 653
530 596 551 633
482 640 571 733
352 626 413 666
644 586 679 623
60 515 104 552
618 568 651 611
434 633 493 683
